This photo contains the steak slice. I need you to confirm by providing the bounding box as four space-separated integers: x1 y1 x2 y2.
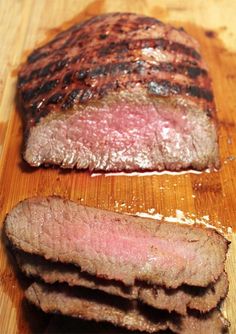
18 13 219 172
16 251 229 315
5 197 228 288
25 282 229 334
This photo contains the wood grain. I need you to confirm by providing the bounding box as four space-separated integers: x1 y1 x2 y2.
0 0 236 333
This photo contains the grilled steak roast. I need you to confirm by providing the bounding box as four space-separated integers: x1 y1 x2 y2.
5 197 228 288
26 282 229 334
18 13 219 171
16 251 228 315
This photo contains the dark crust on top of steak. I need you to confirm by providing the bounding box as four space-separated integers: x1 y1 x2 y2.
18 13 215 129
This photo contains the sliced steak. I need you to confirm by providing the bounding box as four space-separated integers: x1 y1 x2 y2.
18 13 219 171
5 197 228 288
25 282 229 334
16 251 228 315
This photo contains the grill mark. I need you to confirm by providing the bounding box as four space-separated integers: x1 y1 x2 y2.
34 107 50 123
79 61 207 80
75 69 88 80
46 92 65 105
22 60 210 105
79 89 93 103
48 79 213 110
59 34 81 50
46 35 65 48
88 62 133 77
26 77 213 123
62 89 81 109
71 54 82 64
18 70 40 87
19 58 69 86
80 62 208 93
186 66 206 78
25 35 201 69
97 79 213 103
148 81 181 96
170 64 207 78
22 11 199 70
71 14 160 43
38 79 59 95
28 51 50 64
78 14 162 38
99 34 108 40
109 15 162 35
20 58 207 90
187 85 213 101
62 71 74 86
99 38 201 60
148 80 213 101
22 88 38 102
40 58 69 77
22 79 59 102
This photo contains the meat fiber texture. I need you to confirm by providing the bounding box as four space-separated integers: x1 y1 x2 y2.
5 197 229 289
25 282 229 334
18 13 219 172
5 197 230 332
16 251 229 316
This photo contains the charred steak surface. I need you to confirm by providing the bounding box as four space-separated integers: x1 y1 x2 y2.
18 13 219 171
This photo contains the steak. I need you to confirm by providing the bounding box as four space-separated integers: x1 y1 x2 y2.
18 13 219 172
16 251 229 315
26 282 229 334
5 197 228 288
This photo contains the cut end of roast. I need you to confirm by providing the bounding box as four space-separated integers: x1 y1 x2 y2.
23 91 219 171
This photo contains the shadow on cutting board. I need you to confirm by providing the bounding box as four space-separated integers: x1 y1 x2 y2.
44 314 172 334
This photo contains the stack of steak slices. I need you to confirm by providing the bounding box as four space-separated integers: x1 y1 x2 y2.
5 197 229 333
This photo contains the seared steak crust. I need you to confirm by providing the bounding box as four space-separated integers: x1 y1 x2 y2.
18 13 219 171
19 13 214 128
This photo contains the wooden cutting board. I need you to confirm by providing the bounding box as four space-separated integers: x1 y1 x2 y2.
0 0 236 333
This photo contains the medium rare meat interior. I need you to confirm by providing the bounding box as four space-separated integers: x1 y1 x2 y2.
4 197 230 333
18 13 219 172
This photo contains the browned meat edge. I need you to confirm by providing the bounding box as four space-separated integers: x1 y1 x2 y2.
16 251 229 316
25 282 229 334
